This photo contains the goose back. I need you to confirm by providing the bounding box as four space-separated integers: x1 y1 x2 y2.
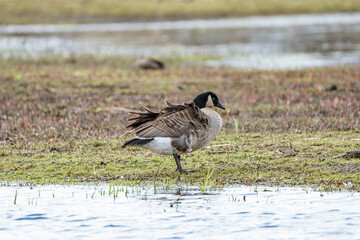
126 102 209 139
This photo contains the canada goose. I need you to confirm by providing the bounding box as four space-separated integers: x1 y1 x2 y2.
122 92 225 173
133 58 165 70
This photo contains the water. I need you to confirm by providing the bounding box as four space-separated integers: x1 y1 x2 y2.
1 13 360 69
1 184 360 239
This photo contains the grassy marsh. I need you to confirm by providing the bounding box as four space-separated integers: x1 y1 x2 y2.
0 57 359 190
1 132 360 191
1 0 360 24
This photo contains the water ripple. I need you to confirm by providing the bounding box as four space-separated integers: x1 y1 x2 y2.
67 217 98 222
259 224 279 228
233 211 250 215
15 214 48 221
104 224 127 228
1 185 360 239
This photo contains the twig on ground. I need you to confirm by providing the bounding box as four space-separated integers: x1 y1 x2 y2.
206 151 239 154
332 151 360 159
206 144 238 148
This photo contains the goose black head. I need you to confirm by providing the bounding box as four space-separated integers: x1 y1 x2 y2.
193 92 225 110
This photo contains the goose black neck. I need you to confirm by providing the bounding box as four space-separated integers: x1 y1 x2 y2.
193 92 213 108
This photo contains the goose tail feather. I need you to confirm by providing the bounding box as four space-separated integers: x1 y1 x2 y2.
121 137 154 148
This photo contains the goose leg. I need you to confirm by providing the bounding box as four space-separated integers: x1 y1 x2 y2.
173 154 195 173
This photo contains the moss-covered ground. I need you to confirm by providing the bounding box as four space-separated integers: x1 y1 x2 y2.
0 57 359 190
2 132 360 191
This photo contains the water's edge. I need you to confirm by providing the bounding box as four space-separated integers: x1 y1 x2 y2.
1 13 359 70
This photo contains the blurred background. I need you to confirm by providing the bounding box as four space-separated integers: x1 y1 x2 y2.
0 0 360 70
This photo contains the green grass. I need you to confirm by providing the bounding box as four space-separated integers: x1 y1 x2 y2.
0 56 359 190
1 0 360 24
1 132 360 191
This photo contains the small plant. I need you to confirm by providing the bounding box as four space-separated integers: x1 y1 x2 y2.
14 190 18 205
234 119 239 134
116 185 120 197
125 186 129 197
201 169 215 194
230 194 236 202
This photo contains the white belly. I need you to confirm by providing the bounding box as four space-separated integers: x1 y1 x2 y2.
143 137 174 155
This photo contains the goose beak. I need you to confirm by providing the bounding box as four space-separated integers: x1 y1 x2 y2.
215 102 226 110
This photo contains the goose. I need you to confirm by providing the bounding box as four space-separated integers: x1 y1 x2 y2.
121 92 225 173
133 58 165 70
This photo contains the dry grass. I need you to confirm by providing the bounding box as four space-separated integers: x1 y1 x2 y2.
1 0 360 24
1 58 359 146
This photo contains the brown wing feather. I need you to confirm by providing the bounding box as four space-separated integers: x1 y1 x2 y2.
125 102 159 129
125 101 209 138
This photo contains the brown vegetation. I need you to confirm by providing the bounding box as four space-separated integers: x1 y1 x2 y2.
1 60 359 148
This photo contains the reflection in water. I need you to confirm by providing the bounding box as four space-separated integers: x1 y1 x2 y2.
1 184 360 239
0 13 360 69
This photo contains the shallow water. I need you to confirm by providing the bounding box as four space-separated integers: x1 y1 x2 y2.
1 13 360 69
1 184 360 239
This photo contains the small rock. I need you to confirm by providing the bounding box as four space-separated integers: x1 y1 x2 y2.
325 84 337 91
133 58 165 70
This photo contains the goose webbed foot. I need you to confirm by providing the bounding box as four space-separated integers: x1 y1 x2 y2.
173 154 195 174
176 168 195 174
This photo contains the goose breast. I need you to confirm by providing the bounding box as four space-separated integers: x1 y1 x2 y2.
190 108 222 151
